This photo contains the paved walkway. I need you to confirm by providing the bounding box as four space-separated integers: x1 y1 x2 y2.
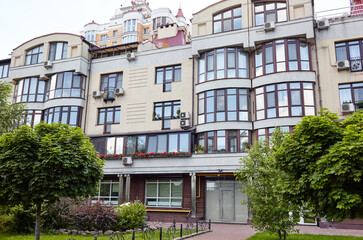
189 224 363 240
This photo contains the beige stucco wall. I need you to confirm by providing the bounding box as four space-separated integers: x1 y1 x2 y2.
11 33 90 67
84 45 193 136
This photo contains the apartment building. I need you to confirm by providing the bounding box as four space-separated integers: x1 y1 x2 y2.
2 0 363 228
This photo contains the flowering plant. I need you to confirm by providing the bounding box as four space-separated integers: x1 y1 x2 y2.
193 145 204 152
131 152 191 159
98 154 124 159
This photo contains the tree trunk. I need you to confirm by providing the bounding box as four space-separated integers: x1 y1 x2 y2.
35 202 41 240
284 232 287 240
278 230 282 240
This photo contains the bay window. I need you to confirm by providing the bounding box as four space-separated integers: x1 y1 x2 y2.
25 110 42 127
198 89 249 124
49 72 85 99
197 130 250 153
122 35 137 44
213 6 242 33
255 82 315 120
43 106 82 127
255 2 287 26
145 179 183 207
124 19 137 32
13 77 46 103
153 17 167 30
199 48 248 82
25 45 43 65
255 39 311 77
257 126 292 141
335 40 363 71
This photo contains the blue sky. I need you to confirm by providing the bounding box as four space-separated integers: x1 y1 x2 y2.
0 0 350 59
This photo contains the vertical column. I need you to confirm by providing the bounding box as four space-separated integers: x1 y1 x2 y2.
117 174 124 205
190 172 197 218
125 174 131 202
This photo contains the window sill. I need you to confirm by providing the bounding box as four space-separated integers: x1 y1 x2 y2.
146 208 189 213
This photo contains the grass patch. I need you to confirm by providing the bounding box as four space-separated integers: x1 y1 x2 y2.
247 232 363 240
0 228 201 240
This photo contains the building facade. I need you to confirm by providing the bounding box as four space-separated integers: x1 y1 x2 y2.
2 0 363 227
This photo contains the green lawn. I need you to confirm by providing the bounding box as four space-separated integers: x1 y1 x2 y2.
247 232 363 240
0 228 200 240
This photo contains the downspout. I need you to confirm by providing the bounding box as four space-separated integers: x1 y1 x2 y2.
83 47 93 134
191 55 195 129
312 0 323 109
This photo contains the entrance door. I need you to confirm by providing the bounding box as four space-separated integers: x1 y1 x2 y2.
205 180 248 223
220 188 234 221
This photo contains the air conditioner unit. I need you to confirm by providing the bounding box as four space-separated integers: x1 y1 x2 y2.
127 52 136 61
317 19 329 30
114 88 125 96
337 60 350 70
43 61 53 69
264 21 275 32
122 157 133 165
92 90 102 98
180 119 191 129
341 103 355 113
180 112 190 120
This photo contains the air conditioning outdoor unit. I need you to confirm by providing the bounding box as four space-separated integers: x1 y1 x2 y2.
317 19 329 30
92 90 102 98
180 119 191 129
43 61 53 69
127 52 136 61
180 112 190 120
114 88 125 96
122 157 133 165
341 103 355 113
264 21 275 32
337 60 350 70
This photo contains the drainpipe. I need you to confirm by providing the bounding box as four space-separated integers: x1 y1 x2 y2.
83 51 93 133
312 0 323 109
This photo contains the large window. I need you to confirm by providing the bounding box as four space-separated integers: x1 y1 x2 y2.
145 179 183 208
339 83 363 109
98 107 121 133
257 126 292 141
213 7 242 33
49 72 85 99
122 35 137 44
94 180 119 205
255 2 287 26
25 110 42 127
13 78 46 103
25 45 43 65
199 48 248 82
43 106 82 127
0 62 9 78
97 132 191 155
153 101 180 130
197 130 249 153
49 42 68 61
153 17 167 30
255 82 315 120
101 72 123 99
198 89 248 124
255 39 311 77
335 40 363 71
155 65 181 92
124 19 137 32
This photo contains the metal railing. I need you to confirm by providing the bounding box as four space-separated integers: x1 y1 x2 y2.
315 3 363 20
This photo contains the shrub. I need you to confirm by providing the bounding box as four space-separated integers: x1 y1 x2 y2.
115 201 146 230
41 198 81 232
9 205 36 233
0 214 15 233
72 202 118 231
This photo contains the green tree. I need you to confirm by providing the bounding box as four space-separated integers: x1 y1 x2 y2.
0 122 104 240
275 110 363 221
235 129 301 240
0 81 25 135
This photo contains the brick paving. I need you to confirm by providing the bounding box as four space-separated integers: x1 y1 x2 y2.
189 223 363 240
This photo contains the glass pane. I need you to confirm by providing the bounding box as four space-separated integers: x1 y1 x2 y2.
255 13 264 26
276 44 285 62
116 137 124 154
179 133 189 152
146 183 157 197
223 19 232 31
171 181 182 197
256 94 265 110
229 137 237 152
267 92 275 107
304 90 314 105
279 107 289 116
217 137 225 152
278 91 288 106
168 134 178 152
277 9 287 22
157 135 167 153
214 21 222 33
106 137 115 154
291 106 302 116
305 107 315 116
300 43 309 61
291 90 301 105
267 108 276 118
239 94 248 110
234 8 242 17
336 46 347 61
266 3 275 10
126 136 137 155
234 18 242 30
159 183 170 198
227 95 237 110
147 136 157 153
266 12 276 22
